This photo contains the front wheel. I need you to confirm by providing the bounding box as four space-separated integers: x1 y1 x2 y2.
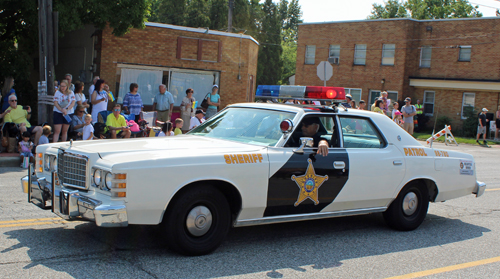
162 185 231 256
383 182 429 231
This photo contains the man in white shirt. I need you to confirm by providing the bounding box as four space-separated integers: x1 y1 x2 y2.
88 76 100 95
189 109 205 130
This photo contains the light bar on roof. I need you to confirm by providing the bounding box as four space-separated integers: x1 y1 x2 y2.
256 85 346 101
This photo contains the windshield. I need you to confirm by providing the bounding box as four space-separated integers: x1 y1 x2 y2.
188 107 296 146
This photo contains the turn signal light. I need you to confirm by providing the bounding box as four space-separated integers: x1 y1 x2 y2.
115 174 127 179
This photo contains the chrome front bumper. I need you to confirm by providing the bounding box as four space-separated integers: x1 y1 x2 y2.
473 181 487 198
21 166 128 227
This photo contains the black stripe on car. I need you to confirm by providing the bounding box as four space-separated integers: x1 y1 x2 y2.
264 149 349 217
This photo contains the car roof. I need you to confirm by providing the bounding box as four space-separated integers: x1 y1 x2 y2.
228 102 379 116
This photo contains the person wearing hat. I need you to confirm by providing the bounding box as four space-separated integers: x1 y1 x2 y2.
205 84 221 120
401 97 417 135
476 108 489 145
343 94 353 108
393 110 403 127
189 109 206 130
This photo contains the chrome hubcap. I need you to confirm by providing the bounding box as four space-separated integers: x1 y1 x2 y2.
402 192 418 216
186 206 212 237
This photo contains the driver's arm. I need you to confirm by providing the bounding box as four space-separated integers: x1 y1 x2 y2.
317 140 329 156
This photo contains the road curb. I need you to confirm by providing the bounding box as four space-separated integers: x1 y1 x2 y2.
0 155 22 168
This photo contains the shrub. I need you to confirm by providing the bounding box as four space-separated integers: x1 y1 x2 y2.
461 107 478 138
434 115 453 132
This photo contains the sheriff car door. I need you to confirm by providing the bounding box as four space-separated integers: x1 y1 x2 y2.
265 114 349 217
321 116 406 212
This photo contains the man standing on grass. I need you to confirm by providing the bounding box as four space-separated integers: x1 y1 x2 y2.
476 108 489 145
401 97 417 136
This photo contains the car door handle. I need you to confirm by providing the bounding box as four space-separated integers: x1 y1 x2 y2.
393 160 403 166
333 161 345 169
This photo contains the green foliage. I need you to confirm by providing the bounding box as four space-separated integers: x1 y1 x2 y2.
209 0 228 30
151 0 187 26
435 115 453 131
369 0 482 19
369 0 408 19
280 28 297 84
186 0 211 28
257 0 282 85
460 106 478 137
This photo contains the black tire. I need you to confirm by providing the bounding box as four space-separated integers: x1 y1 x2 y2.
162 185 231 256
383 182 429 231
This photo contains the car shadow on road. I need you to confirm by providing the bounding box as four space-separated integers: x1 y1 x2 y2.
2 213 490 278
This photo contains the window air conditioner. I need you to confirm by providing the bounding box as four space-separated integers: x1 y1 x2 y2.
328 57 339 64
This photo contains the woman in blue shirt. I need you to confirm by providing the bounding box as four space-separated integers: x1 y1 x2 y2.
1 77 16 113
205 85 220 120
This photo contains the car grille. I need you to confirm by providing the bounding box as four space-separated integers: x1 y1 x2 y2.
57 149 88 189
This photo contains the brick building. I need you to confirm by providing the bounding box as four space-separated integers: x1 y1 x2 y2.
295 17 500 130
55 23 259 112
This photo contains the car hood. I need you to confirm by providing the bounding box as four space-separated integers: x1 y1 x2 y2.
65 135 267 161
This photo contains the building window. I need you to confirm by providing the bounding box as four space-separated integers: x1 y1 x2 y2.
345 88 362 103
305 45 316 65
420 46 432 68
423 91 435 116
354 44 367 65
461 92 475 119
381 44 395 66
118 66 220 106
329 45 340 57
459 46 471 62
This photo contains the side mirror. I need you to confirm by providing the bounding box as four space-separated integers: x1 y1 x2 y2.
294 137 313 154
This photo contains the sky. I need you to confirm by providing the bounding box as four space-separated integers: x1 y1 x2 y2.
299 0 499 23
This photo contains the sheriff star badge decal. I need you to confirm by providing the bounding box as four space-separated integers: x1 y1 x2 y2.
291 158 329 206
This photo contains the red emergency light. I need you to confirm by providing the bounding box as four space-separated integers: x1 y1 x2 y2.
305 86 346 100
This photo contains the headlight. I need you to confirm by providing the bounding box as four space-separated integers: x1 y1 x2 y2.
93 169 102 186
105 172 113 190
44 155 51 171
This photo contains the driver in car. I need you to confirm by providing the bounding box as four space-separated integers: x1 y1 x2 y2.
287 117 329 156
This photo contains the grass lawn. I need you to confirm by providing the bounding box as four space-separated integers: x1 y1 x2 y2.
413 132 499 145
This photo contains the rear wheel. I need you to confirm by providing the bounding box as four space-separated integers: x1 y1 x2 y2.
162 185 231 256
383 182 429 231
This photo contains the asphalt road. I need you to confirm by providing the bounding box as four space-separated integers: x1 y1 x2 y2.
0 142 499 279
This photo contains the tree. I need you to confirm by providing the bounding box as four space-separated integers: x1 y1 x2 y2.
209 0 228 30
257 0 282 85
185 0 211 28
369 0 482 19
368 0 408 19
286 0 302 40
232 0 251 32
0 0 150 100
154 0 187 26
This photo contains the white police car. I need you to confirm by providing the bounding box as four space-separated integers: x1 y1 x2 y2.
21 85 486 256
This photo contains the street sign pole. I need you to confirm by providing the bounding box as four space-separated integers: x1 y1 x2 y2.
323 62 326 87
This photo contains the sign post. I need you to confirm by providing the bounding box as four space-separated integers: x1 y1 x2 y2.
317 61 333 86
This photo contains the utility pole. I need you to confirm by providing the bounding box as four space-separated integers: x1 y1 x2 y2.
227 0 234 33
38 0 57 125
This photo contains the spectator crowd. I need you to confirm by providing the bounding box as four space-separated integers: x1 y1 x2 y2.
1 75 222 167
